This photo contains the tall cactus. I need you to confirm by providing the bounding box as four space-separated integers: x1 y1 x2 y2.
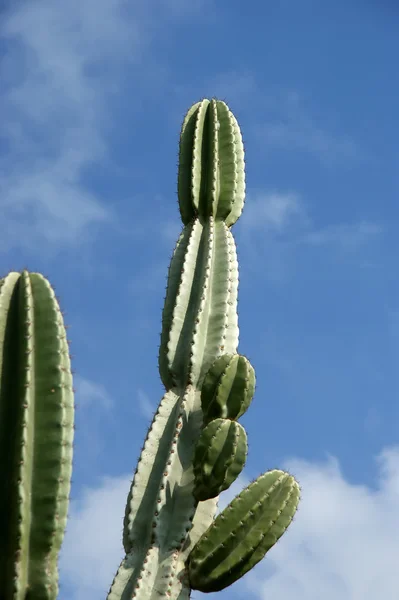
107 98 300 600
0 271 74 600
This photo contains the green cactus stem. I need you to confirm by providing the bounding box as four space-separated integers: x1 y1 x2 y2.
0 271 74 600
193 418 247 501
107 98 244 600
200 353 255 425
188 470 300 593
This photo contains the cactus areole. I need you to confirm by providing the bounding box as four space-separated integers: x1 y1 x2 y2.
107 99 300 600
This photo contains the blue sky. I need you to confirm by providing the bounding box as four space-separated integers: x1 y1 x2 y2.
1 0 399 598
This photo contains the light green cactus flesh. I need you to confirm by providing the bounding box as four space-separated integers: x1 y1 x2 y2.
0 271 74 600
107 98 300 600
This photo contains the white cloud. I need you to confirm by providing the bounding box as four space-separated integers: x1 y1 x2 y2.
59 474 131 600
239 192 382 258
74 375 113 410
241 192 308 233
243 448 399 600
303 220 383 250
261 120 359 163
256 90 362 165
58 447 399 600
0 0 141 252
137 388 156 419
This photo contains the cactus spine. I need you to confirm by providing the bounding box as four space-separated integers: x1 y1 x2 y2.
107 98 300 600
0 271 74 600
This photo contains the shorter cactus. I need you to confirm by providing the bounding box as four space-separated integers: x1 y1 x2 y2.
193 418 248 501
187 469 300 593
201 353 255 425
0 271 74 600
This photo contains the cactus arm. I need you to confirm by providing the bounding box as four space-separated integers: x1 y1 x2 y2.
0 271 74 600
188 470 300 593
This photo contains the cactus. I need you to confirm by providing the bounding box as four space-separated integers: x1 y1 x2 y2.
107 98 300 600
0 271 74 600
0 98 299 600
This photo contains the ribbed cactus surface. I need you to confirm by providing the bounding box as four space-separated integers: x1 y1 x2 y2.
0 271 74 600
107 98 300 600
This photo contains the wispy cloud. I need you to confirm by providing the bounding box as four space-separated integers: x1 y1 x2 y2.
302 220 383 250
0 3 134 254
60 474 131 600
254 90 362 165
59 447 399 600
241 192 309 234
74 375 113 410
240 191 382 251
72 375 116 467
137 388 156 419
237 190 382 283
0 0 141 252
